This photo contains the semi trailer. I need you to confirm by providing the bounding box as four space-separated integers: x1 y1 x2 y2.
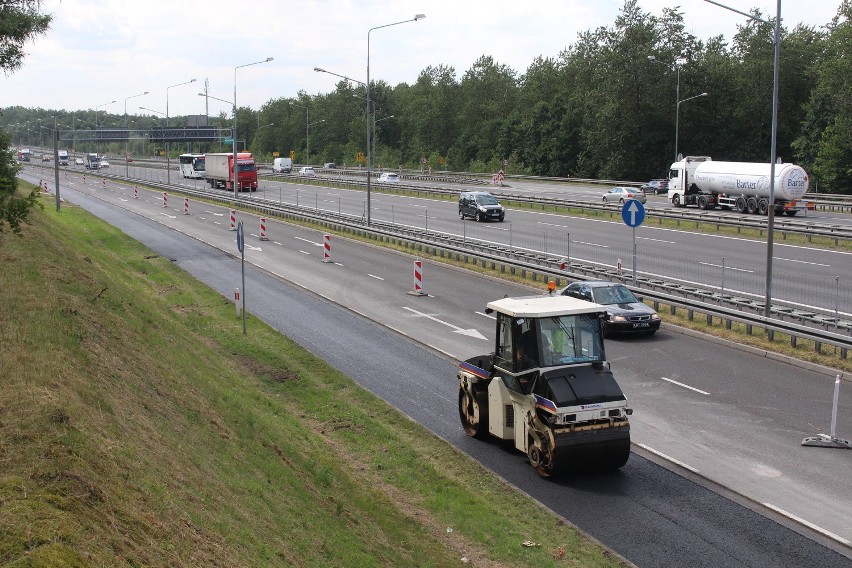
205 152 258 191
667 156 813 216
457 294 632 477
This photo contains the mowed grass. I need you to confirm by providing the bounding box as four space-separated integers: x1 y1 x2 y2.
0 185 628 567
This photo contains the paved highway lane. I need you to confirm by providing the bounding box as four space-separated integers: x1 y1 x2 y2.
42 177 851 568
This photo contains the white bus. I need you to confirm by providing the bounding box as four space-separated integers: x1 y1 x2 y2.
179 154 206 179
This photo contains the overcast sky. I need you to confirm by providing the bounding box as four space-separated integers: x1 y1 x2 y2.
2 0 842 121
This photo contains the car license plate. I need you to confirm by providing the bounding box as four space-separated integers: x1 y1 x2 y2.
632 322 649 328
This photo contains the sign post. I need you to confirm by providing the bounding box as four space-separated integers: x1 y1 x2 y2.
236 221 246 334
621 199 646 286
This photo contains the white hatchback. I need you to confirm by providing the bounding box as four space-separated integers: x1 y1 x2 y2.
378 172 399 183
298 166 316 176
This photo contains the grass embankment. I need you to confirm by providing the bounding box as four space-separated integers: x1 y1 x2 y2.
0 185 627 567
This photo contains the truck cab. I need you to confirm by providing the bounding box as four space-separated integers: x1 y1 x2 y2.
668 155 716 209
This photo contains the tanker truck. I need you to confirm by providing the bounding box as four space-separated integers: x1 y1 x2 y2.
205 152 258 192
667 156 814 216
457 294 632 477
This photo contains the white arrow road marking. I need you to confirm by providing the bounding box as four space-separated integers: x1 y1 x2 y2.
244 244 262 251
402 307 487 340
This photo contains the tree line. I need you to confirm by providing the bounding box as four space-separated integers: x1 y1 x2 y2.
4 0 851 196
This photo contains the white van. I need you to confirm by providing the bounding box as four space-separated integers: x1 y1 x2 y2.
273 157 292 173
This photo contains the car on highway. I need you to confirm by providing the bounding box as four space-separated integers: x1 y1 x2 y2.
298 166 316 176
641 179 669 195
377 172 399 183
458 191 505 222
323 162 336 169
41 154 51 162
559 280 660 337
99 158 110 169
603 186 646 204
75 158 84 166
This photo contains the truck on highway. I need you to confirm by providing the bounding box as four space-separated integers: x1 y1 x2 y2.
457 294 632 477
18 148 31 162
58 150 69 166
204 152 258 191
85 153 101 170
667 156 813 216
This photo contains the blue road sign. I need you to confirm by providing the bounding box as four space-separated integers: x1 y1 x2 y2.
236 221 244 253
622 199 646 228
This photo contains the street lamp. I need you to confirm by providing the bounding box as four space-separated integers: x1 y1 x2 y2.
675 91 708 161
124 91 148 176
365 14 425 225
233 57 273 200
290 101 309 165
199 92 236 153
165 79 197 184
705 0 781 320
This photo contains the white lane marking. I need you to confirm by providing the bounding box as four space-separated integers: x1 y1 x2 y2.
637 444 699 474
638 236 677 244
299 250 311 255
210 211 224 216
699 262 754 273
402 306 488 340
214 221 221 225
368 274 384 280
273 241 284 246
774 257 830 267
160 213 176 219
661 377 710 395
294 236 321 246
762 503 850 545
575 240 609 248
538 221 569 228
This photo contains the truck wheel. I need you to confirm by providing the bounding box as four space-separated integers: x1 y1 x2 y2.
735 197 747 213
671 194 682 207
527 434 554 478
458 385 488 439
758 199 769 215
785 210 798 217
697 195 708 209
746 197 758 214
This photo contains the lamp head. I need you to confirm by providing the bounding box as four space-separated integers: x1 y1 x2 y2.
314 67 325 73
414 14 425 20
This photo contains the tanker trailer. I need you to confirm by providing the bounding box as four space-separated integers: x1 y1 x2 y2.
668 156 813 216
457 294 632 477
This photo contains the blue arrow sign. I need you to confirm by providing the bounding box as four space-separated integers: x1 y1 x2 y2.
622 199 646 228
236 221 244 253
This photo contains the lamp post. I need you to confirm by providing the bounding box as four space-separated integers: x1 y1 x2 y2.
165 79 197 184
124 91 148 176
365 14 425 226
373 114 394 165
705 0 781 320
676 91 708 160
289 101 309 165
233 57 273 200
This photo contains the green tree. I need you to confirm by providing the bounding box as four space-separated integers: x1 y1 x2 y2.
1 0 51 236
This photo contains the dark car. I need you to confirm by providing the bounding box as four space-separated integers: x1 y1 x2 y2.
458 191 505 222
560 281 660 337
641 179 669 195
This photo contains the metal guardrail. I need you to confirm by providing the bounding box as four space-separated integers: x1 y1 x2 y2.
75 168 850 358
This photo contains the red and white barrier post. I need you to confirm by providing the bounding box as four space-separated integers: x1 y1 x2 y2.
162 192 168 208
234 287 242 317
183 197 190 215
229 209 236 231
408 259 427 296
617 258 623 275
133 186 138 199
102 179 106 189
259 218 269 241
322 234 332 263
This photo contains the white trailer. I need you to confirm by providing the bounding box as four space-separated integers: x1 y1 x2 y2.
668 156 814 216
